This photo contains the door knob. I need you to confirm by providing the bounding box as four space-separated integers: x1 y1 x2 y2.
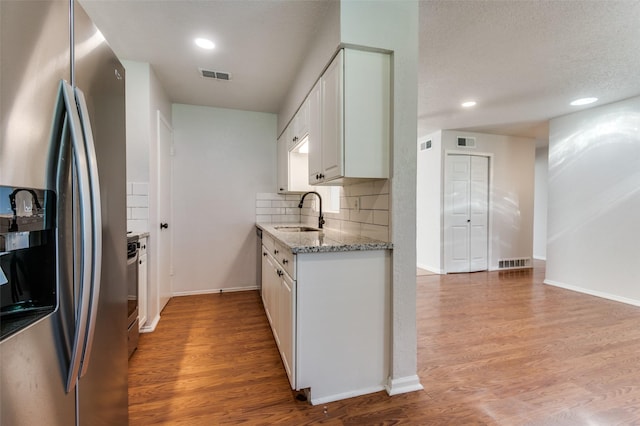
160 223 169 229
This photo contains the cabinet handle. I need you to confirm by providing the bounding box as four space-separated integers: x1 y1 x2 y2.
277 270 283 277
274 249 279 255
139 260 142 265
282 259 288 264
263 252 267 257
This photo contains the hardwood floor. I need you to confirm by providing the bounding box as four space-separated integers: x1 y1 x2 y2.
128 261 640 424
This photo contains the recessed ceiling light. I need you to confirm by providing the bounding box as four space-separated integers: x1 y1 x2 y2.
195 38 215 50
570 97 598 106
461 101 477 108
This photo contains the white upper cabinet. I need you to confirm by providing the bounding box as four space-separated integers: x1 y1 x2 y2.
291 96 310 149
278 103 312 194
277 128 289 193
307 81 323 184
319 51 343 182
308 49 391 186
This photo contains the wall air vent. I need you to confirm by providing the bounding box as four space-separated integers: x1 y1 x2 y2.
199 68 232 81
457 136 476 148
498 257 532 270
419 140 432 151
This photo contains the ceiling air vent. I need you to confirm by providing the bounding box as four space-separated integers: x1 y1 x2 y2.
457 136 476 148
199 68 232 81
419 140 432 151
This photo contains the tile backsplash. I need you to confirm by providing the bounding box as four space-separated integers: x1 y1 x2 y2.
127 182 149 232
256 179 390 242
255 193 302 223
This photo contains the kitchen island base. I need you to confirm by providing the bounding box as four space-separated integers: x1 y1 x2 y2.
258 224 392 405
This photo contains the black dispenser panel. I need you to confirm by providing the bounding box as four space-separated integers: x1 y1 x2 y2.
0 186 56 341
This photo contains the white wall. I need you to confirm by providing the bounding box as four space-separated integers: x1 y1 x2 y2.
122 60 171 327
340 0 421 395
122 61 172 233
533 146 548 260
416 131 443 272
416 130 536 272
171 104 277 294
122 60 150 183
440 130 536 270
546 96 640 305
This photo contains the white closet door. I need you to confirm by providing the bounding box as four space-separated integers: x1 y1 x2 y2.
445 154 489 273
446 155 472 273
469 156 489 272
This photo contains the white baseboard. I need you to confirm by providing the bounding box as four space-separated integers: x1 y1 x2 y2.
140 314 160 333
385 375 424 396
309 385 386 406
171 286 259 297
544 279 640 307
533 255 547 261
416 263 443 274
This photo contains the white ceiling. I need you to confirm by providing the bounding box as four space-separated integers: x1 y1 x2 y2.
80 0 640 142
80 0 332 113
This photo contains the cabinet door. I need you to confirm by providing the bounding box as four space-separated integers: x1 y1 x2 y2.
261 247 269 306
297 96 310 141
279 272 296 388
267 254 281 344
308 81 323 184
321 50 344 182
262 249 279 332
138 252 147 329
288 114 300 150
277 131 288 193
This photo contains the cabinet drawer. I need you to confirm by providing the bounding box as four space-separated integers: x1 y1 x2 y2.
263 233 275 255
275 241 295 279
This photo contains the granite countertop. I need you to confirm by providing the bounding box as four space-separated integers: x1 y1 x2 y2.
257 223 393 254
127 231 150 239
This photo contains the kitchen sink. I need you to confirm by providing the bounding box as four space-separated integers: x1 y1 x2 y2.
274 226 320 232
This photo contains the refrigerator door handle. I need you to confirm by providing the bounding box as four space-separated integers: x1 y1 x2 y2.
74 87 102 378
59 81 93 394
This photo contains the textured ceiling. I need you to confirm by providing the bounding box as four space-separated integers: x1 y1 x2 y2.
419 0 640 140
80 0 640 141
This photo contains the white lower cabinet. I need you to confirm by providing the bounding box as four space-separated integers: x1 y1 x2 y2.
278 268 296 383
138 237 148 330
261 251 278 336
261 247 295 385
261 237 390 405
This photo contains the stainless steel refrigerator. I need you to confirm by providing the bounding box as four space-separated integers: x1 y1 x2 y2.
0 0 128 424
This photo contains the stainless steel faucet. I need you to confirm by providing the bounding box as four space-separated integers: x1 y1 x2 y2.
298 191 325 229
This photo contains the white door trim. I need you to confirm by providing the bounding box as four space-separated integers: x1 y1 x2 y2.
156 110 173 312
